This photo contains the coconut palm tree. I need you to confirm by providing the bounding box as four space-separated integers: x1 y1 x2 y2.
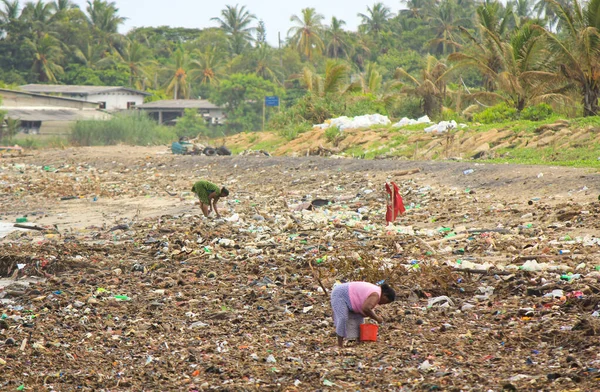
400 0 435 19
325 17 350 59
105 38 154 88
426 0 470 55
538 0 600 115
21 0 56 37
394 56 448 117
71 41 108 69
26 33 64 82
449 1 513 92
249 43 282 83
358 3 394 36
301 60 351 96
163 46 191 99
288 7 325 61
211 4 256 55
85 0 125 33
0 0 20 24
355 62 383 94
0 0 22 38
348 32 373 70
190 45 225 86
452 22 567 111
53 0 78 12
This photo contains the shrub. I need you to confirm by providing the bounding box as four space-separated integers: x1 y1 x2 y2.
473 103 518 124
345 94 388 117
324 125 345 147
175 108 208 138
278 122 311 141
71 112 176 146
389 96 424 119
520 103 554 121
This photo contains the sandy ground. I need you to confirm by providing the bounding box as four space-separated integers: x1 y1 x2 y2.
2 146 599 231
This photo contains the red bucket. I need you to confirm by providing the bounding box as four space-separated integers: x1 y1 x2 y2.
359 323 379 342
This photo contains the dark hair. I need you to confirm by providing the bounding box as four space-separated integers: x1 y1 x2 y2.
381 283 396 302
220 187 230 197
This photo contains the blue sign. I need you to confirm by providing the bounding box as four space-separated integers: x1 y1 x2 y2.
265 96 279 107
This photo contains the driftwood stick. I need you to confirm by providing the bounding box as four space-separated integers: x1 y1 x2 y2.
308 258 329 298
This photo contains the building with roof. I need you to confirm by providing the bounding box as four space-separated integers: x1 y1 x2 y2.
136 99 225 125
20 84 151 111
0 88 109 136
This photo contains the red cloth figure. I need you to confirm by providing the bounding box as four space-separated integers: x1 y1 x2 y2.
385 182 405 224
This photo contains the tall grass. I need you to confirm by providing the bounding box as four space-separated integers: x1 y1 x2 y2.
70 112 176 146
1 136 70 149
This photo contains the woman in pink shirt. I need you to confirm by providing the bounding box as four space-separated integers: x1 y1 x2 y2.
330 281 396 347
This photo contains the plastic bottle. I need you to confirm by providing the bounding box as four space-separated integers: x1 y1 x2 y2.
463 169 474 175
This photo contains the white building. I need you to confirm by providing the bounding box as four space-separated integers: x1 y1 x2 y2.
19 84 151 111
0 88 110 136
136 99 226 125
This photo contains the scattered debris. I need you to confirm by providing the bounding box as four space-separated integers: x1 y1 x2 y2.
0 147 599 390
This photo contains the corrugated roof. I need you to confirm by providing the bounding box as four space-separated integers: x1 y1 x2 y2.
136 99 222 110
20 84 151 96
0 88 97 105
1 108 110 121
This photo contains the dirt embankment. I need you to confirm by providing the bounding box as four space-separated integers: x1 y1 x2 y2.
225 119 600 159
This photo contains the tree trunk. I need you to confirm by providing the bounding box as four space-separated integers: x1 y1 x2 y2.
583 84 599 117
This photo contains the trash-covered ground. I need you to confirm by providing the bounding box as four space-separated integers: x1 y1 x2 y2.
1 146 600 391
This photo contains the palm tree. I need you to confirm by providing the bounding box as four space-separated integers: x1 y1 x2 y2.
538 0 600 116
394 56 448 117
211 4 256 55
53 0 77 11
0 0 22 38
86 0 125 40
426 0 470 55
190 45 224 86
400 0 435 19
250 44 282 83
105 38 153 88
452 22 566 111
163 47 191 99
533 0 568 28
288 7 325 61
450 1 513 92
325 17 350 59
301 60 351 96
21 0 56 37
355 62 383 94
358 3 394 36
348 32 373 70
71 41 108 69
0 0 21 23
26 33 64 82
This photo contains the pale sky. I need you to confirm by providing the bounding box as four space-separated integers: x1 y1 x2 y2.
71 0 402 45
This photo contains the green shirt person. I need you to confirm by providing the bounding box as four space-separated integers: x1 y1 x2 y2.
191 180 230 218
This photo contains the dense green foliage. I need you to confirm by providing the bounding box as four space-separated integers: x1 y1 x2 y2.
70 112 175 145
2 0 600 135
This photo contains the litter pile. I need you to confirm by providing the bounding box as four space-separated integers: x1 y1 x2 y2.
314 114 391 131
0 147 599 391
392 115 432 127
314 113 468 134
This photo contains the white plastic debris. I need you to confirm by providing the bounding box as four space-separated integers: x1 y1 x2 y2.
419 360 436 371
314 114 391 131
424 120 464 133
428 296 455 308
392 115 432 127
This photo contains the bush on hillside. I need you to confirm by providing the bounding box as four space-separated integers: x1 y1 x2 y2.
473 103 518 124
520 103 554 121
